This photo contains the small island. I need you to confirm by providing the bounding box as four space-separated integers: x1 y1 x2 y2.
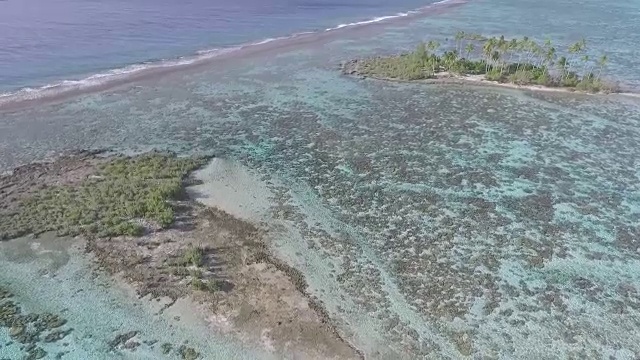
343 31 618 93
0 151 360 359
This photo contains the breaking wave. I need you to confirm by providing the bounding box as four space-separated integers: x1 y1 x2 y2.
0 0 466 107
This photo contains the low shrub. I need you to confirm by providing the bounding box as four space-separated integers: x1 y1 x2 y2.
182 246 205 267
0 153 207 240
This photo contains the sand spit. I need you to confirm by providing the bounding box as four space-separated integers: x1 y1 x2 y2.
0 151 361 359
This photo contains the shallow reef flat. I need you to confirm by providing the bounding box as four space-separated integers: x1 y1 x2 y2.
247 87 640 358
3 68 640 358
1 0 640 354
0 152 360 360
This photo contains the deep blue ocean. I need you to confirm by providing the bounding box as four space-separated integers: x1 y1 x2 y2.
0 0 439 91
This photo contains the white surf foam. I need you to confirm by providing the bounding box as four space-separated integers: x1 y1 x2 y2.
0 0 465 106
324 13 412 31
322 0 462 31
0 47 241 105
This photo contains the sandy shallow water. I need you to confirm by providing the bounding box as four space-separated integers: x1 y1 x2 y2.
0 233 271 359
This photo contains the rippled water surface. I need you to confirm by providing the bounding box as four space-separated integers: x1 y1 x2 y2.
0 0 439 91
2 0 640 358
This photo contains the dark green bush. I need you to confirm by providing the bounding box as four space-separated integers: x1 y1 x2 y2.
0 153 207 240
348 32 612 92
181 246 205 267
190 278 220 293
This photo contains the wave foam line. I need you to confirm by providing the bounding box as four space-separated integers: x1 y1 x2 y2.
325 13 412 31
0 0 466 107
323 0 464 31
0 47 241 104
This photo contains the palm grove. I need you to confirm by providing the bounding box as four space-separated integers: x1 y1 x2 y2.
349 31 614 92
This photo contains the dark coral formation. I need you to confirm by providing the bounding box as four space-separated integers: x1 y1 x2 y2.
0 287 71 359
171 81 640 357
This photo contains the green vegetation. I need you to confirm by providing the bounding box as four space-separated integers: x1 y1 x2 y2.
169 245 220 293
190 277 220 292
181 245 205 267
351 31 616 92
0 153 207 240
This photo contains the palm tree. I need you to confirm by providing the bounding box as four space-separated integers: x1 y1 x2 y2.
506 38 518 65
491 50 501 73
558 56 568 78
465 43 475 59
534 43 545 67
415 42 428 61
526 40 541 67
580 54 590 78
496 36 508 72
596 54 608 80
516 37 531 72
543 46 556 75
443 51 458 71
455 31 466 55
579 38 587 52
482 38 495 72
427 40 440 53
566 40 585 78
426 40 440 73
542 38 552 66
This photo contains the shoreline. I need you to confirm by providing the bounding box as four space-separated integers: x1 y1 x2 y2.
0 151 362 359
0 0 470 113
340 31 640 98
0 234 269 360
343 64 640 98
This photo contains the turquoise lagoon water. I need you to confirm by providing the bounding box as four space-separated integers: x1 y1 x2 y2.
0 235 271 359
2 0 640 358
